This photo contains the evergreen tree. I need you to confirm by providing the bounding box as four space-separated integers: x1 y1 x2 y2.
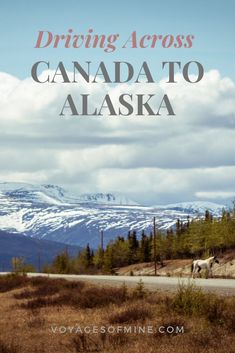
85 243 92 267
52 249 71 273
140 230 151 262
128 230 139 264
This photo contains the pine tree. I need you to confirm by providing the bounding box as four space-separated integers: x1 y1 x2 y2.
52 249 71 274
140 231 151 262
93 247 104 269
128 230 139 264
103 243 115 273
85 243 92 267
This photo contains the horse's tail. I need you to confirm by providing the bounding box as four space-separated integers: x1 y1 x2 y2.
191 261 194 273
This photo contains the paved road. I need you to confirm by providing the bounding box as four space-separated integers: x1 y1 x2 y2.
1 272 234 295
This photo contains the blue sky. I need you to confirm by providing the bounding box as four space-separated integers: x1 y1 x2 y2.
0 0 234 79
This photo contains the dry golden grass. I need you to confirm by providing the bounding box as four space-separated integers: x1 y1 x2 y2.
0 274 234 353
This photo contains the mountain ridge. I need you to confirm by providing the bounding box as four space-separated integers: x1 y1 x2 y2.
0 230 81 271
0 182 227 247
0 182 139 206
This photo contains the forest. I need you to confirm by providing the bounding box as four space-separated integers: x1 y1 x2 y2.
42 207 235 274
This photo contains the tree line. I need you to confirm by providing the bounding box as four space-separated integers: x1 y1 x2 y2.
42 207 235 274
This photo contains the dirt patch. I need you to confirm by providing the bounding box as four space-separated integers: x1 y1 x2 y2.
117 249 235 278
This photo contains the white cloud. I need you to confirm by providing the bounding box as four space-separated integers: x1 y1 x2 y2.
0 69 235 204
196 191 235 200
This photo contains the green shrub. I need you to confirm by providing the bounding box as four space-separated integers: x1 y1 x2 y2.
172 281 208 316
133 279 146 299
172 281 230 326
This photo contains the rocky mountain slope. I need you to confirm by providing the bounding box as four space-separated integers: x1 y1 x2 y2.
0 182 227 247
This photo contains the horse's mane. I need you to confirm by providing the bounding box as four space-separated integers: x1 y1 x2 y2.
208 256 215 261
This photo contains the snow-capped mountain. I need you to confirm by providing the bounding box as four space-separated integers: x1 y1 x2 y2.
0 182 138 206
0 182 227 247
75 192 139 206
159 201 226 216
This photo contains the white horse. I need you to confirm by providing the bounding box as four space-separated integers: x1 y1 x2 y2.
191 256 219 278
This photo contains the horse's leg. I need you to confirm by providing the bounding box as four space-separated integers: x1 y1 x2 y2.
193 264 199 278
191 263 195 278
208 264 213 278
197 266 202 278
192 263 196 278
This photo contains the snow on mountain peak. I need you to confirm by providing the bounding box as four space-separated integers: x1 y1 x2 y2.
0 182 229 247
77 192 139 206
159 201 226 215
0 182 138 206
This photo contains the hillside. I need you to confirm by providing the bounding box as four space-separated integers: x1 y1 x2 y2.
117 249 235 278
0 230 81 271
0 182 227 247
